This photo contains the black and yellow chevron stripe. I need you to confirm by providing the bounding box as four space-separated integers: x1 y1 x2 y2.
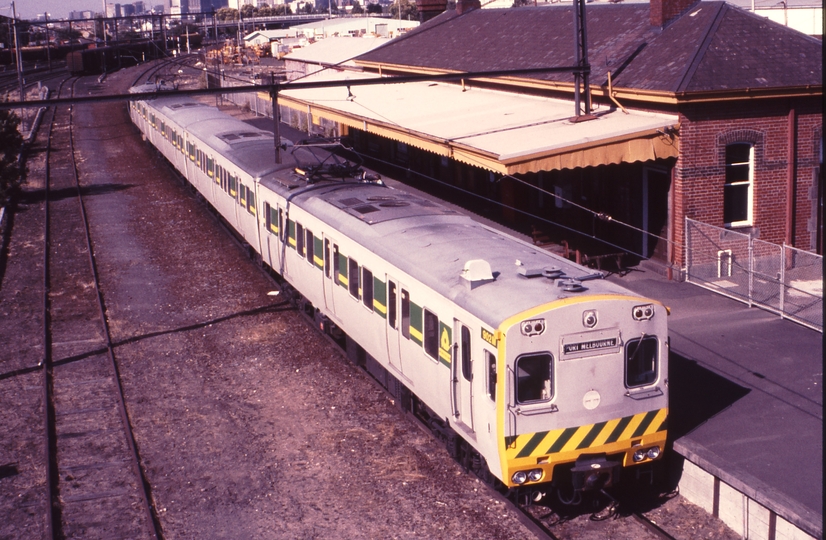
506 408 667 460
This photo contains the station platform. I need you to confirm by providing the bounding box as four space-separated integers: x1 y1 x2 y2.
241 113 823 540
607 266 822 540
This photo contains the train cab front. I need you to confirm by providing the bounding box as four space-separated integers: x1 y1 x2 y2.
495 295 669 498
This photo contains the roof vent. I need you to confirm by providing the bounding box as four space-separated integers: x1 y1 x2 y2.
461 259 494 290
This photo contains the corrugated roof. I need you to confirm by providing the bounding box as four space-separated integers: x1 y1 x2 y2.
285 36 391 66
356 2 822 96
278 70 679 174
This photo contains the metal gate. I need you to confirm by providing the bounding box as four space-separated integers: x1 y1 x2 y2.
685 218 822 332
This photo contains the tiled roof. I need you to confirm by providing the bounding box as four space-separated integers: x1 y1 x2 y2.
356 2 822 94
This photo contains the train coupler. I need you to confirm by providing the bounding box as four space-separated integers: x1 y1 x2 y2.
571 453 621 492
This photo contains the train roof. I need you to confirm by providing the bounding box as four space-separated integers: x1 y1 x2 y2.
135 94 292 178
280 180 644 329
134 90 647 329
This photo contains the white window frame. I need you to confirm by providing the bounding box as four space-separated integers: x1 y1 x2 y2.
724 143 754 228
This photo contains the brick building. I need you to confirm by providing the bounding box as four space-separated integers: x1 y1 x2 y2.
277 0 822 272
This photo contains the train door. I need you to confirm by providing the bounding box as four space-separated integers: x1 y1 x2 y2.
385 277 403 373
322 236 336 314
451 320 474 433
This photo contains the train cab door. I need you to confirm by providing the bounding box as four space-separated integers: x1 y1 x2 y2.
451 320 475 434
385 277 403 373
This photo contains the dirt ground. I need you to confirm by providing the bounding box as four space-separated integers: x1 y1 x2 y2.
0 62 740 540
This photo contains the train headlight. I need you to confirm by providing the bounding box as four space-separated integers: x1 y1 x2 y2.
582 310 597 328
512 471 528 485
647 447 661 460
520 319 546 337
527 469 543 482
632 304 655 321
633 449 647 462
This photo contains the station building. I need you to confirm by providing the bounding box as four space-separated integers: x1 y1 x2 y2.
272 0 822 275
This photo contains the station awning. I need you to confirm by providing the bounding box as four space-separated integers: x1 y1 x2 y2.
276 72 679 175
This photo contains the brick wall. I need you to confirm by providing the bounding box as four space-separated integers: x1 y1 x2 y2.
672 97 822 267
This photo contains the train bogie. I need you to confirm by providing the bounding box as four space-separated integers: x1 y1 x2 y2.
129 90 669 499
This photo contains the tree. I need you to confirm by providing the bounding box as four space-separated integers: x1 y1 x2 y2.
216 7 239 20
366 2 383 13
240 4 256 18
0 108 23 204
258 4 274 16
389 0 417 20
351 1 364 14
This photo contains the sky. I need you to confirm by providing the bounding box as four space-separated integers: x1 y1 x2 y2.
8 0 168 20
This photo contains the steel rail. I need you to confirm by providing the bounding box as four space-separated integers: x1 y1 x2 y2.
65 82 163 540
40 75 162 539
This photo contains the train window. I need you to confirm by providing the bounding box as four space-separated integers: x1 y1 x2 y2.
486 350 496 402
248 192 256 215
515 353 553 404
333 244 341 284
461 326 472 382
388 282 397 329
401 289 410 339
423 310 439 360
348 258 360 299
296 223 305 257
265 203 272 233
305 229 314 264
279 209 285 242
239 185 247 207
324 239 331 278
230 175 237 198
362 267 373 310
625 337 658 388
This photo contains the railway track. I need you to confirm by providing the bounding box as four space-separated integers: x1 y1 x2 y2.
40 74 161 539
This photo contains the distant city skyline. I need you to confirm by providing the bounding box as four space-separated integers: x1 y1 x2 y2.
8 0 169 20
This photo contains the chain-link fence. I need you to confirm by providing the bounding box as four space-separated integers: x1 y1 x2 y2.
685 218 822 332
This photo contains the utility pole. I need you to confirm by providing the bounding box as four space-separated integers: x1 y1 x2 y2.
11 1 24 103
572 0 592 119
45 12 52 71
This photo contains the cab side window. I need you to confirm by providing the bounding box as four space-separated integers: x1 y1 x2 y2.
515 353 553 404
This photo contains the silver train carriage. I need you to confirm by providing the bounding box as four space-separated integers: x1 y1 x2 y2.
128 86 669 496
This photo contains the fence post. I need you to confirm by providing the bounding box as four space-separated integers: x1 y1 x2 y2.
748 235 754 307
779 244 786 319
685 217 691 283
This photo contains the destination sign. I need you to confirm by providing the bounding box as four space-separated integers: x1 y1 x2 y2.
563 337 618 354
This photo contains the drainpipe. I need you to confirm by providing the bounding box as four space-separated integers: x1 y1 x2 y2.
786 108 796 246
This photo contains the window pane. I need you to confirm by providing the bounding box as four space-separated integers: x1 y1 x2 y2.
625 337 658 387
296 223 304 257
725 143 751 165
724 184 749 224
401 289 410 339
362 268 373 309
726 163 749 184
515 353 552 404
388 282 397 329
486 350 496 402
306 229 314 264
348 258 359 298
461 326 471 382
324 239 331 278
424 310 439 359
